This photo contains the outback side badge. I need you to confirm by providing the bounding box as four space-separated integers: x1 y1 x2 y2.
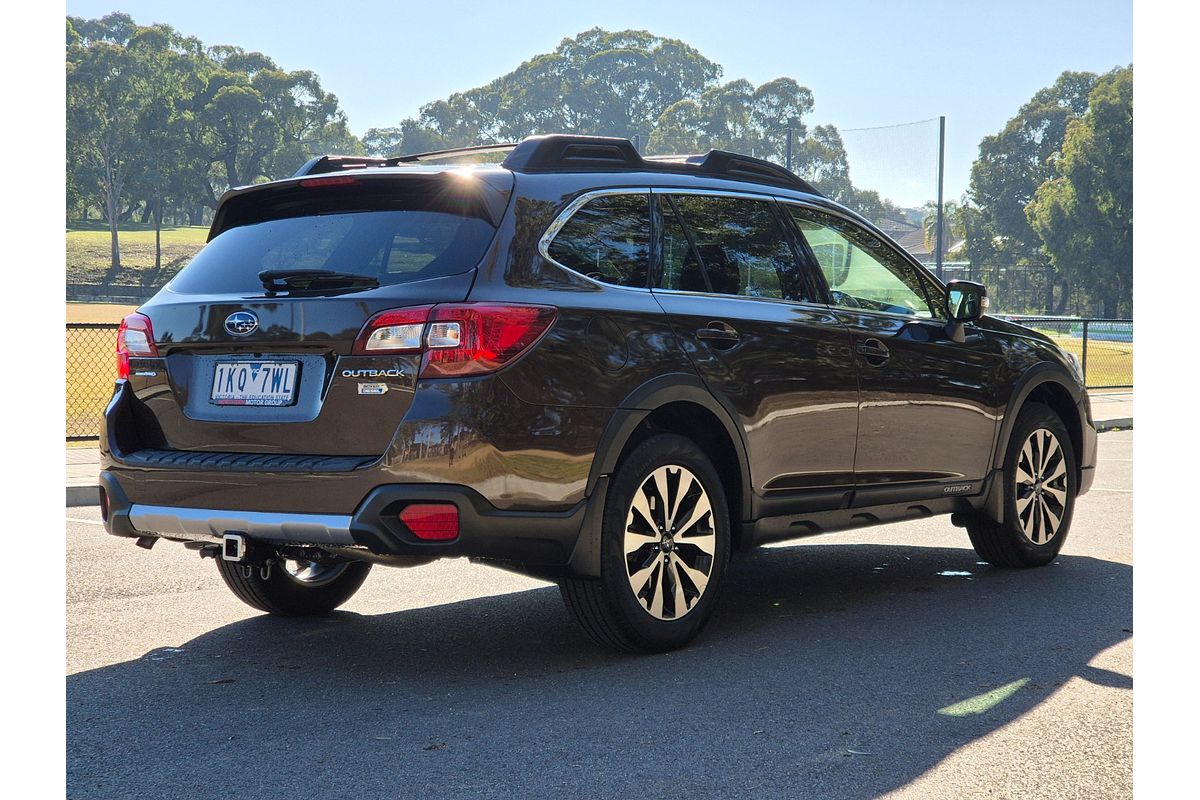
357 382 388 395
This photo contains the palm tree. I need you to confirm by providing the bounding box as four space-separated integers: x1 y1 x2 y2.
922 200 962 259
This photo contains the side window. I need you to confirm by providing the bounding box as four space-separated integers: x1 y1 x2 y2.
658 196 708 293
546 194 650 287
787 206 938 318
661 195 809 302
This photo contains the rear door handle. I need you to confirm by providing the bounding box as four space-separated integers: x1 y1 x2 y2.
855 338 890 362
696 322 740 349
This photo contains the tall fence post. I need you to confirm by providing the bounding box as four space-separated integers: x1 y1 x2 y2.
1082 319 1089 386
935 115 946 282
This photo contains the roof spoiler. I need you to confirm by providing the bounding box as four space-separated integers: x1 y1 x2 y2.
292 143 518 177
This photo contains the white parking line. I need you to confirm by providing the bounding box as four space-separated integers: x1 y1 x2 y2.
66 517 105 526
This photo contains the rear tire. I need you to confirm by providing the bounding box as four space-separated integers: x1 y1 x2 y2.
560 433 731 652
966 402 1077 567
216 556 371 615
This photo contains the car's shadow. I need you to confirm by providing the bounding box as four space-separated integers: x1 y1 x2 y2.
67 543 1131 799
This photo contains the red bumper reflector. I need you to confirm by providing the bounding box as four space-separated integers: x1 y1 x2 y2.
399 503 459 541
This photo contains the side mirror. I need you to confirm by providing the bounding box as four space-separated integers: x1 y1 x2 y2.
944 280 988 343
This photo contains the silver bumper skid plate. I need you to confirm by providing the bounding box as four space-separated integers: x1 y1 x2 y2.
128 505 355 546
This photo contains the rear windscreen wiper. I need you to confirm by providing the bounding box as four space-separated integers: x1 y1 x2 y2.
258 269 380 294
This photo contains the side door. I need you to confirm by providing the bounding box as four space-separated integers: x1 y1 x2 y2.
649 190 859 513
782 202 1001 501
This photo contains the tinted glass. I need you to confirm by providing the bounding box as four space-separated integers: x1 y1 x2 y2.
665 195 807 301
788 206 938 318
657 197 708 292
547 194 650 287
170 182 498 294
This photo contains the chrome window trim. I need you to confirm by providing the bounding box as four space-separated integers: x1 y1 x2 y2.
537 188 653 291
537 186 791 295
129 504 355 547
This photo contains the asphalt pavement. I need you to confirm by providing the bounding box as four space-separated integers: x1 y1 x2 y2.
66 430 1133 799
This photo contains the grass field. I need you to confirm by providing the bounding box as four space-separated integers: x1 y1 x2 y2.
67 303 139 324
66 222 207 286
1039 334 1133 388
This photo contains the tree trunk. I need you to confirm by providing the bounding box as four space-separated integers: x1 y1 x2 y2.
154 193 162 273
1052 278 1070 315
106 183 121 271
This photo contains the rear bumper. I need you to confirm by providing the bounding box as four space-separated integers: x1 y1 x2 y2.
101 470 591 570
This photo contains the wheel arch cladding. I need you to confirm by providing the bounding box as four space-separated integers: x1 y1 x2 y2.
995 368 1084 485
1023 382 1084 479
610 400 747 550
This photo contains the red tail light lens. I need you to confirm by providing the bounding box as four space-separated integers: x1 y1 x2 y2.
116 312 158 379
351 303 556 376
399 503 459 541
421 303 557 378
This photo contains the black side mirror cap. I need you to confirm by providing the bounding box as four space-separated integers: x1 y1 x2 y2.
945 280 988 343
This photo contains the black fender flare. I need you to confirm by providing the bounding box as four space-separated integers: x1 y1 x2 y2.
568 373 752 577
982 361 1083 520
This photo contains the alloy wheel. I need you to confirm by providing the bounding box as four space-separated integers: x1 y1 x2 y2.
623 465 717 620
282 559 351 587
1014 428 1069 545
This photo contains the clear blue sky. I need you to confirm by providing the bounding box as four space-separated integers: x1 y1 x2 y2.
66 0 1131 206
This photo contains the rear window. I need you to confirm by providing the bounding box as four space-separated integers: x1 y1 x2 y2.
169 179 501 294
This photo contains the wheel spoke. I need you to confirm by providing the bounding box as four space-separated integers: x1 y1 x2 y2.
673 553 710 596
1043 485 1067 505
1041 498 1061 536
1017 440 1035 484
670 560 688 617
677 532 716 558
674 493 712 539
629 489 659 534
647 562 665 618
653 468 672 528
1041 433 1060 477
627 554 655 585
1043 457 1067 484
1019 501 1036 540
668 469 692 530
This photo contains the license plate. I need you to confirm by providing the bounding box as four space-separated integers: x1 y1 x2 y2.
210 361 298 406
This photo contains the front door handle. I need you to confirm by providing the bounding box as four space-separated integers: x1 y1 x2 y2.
696 322 741 349
856 338 890 363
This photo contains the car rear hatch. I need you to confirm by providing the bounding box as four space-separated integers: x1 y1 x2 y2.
120 169 513 458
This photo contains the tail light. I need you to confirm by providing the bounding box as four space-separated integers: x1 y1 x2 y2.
353 303 556 378
116 312 158 379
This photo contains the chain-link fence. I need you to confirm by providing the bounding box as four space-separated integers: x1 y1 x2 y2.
67 323 118 441
1001 317 1133 389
